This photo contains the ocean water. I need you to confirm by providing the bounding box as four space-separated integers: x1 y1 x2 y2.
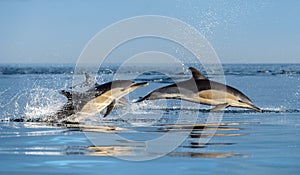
0 64 299 174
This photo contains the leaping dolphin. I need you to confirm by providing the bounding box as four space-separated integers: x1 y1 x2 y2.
52 75 148 122
136 67 262 112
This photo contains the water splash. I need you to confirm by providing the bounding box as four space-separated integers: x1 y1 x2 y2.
24 88 66 120
175 0 266 38
0 86 66 121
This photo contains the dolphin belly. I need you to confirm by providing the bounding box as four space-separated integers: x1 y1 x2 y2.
74 92 114 121
197 90 239 105
197 90 261 112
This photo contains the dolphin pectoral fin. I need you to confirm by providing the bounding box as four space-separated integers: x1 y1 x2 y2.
103 100 116 118
210 103 229 111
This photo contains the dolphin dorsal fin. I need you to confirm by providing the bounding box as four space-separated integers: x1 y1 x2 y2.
84 73 91 82
72 72 96 89
82 72 95 85
188 67 208 80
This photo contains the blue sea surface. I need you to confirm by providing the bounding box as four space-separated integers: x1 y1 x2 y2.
0 64 299 175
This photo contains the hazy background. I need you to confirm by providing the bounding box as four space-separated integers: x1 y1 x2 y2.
0 0 299 64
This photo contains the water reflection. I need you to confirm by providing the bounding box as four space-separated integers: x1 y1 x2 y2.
87 145 243 158
88 145 144 157
168 152 242 158
0 121 254 158
83 122 248 158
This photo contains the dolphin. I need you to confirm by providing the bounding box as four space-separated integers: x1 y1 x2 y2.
136 67 261 112
52 75 148 122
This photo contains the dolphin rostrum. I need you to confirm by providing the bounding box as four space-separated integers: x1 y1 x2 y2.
52 75 148 122
136 67 261 112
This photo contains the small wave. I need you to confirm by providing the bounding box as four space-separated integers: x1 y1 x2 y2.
224 70 300 76
222 64 300 76
0 65 74 75
1 64 299 76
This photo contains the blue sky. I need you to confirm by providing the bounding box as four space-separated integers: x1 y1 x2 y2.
0 0 299 64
